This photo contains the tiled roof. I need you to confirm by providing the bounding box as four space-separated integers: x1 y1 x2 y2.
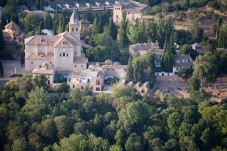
175 55 192 61
32 68 54 74
114 1 150 13
174 62 194 68
80 19 91 24
25 35 60 45
5 21 20 30
54 36 74 48
73 56 88 64
24 31 81 47
3 31 11 38
26 53 54 60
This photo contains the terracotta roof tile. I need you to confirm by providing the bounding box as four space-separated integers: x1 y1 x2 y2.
26 53 54 60
5 21 20 30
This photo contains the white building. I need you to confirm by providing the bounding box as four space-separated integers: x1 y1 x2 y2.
25 10 88 72
113 0 151 24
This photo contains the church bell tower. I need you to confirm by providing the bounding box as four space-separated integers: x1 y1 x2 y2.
69 10 80 40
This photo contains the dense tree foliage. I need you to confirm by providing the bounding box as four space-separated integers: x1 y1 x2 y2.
0 75 226 150
193 52 218 86
126 52 155 85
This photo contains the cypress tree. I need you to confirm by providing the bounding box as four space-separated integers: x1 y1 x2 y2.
0 24 5 51
162 35 174 72
36 0 40 10
20 45 25 65
0 14 6 30
108 18 117 40
118 11 129 48
126 57 133 81
44 11 53 30
92 17 101 35
137 21 146 43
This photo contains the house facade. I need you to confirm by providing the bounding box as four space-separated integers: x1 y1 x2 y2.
113 0 151 24
25 10 88 72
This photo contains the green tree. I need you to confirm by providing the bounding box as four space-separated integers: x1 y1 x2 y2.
22 87 49 121
108 18 118 40
54 115 73 139
0 24 5 51
20 13 40 31
191 20 203 42
110 145 123 151
126 57 133 81
193 53 218 86
125 133 144 151
44 11 53 30
20 46 25 66
92 17 102 35
162 35 174 72
167 112 182 138
0 13 6 29
32 75 47 89
4 0 17 20
188 76 201 93
118 11 129 47
11 138 28 151
217 25 227 48
54 82 69 93
119 101 153 133
36 119 57 144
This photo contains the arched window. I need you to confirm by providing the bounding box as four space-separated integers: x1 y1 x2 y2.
63 53 65 57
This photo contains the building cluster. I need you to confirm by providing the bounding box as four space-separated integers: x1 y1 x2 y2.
1 1 207 96
25 11 128 93
129 42 194 76
2 21 25 58
113 0 151 24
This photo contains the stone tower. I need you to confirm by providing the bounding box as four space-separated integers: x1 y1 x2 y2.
69 10 80 40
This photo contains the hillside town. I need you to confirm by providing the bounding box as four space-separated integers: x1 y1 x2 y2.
0 0 227 99
0 0 227 151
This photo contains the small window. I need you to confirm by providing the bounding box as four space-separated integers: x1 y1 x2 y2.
75 65 77 67
63 53 65 57
75 52 77 54
50 61 52 64
31 61 33 64
72 27 74 31
67 53 68 57
60 53 61 57
68 79 70 81
81 86 83 90
116 15 118 18
81 65 83 67
73 85 75 88
76 27 78 31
